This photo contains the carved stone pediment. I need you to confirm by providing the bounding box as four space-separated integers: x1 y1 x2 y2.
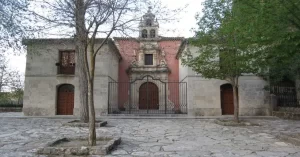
127 66 170 74
140 42 159 50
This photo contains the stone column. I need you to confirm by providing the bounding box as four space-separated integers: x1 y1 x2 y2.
269 94 278 113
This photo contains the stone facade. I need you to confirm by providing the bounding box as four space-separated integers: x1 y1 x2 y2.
23 39 120 116
179 45 271 116
22 8 271 116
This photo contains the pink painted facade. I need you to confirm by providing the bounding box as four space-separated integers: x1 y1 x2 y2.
159 40 181 82
110 8 185 112
159 40 182 110
116 39 140 83
116 39 182 82
115 38 183 110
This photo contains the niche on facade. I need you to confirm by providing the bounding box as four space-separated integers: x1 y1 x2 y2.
146 19 152 26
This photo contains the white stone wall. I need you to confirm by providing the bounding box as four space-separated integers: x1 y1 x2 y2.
238 76 270 115
23 40 119 116
23 76 79 116
94 44 119 80
185 77 225 116
179 75 270 116
179 45 270 116
179 59 188 82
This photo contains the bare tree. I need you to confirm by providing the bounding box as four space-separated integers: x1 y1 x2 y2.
32 0 90 122
80 0 186 145
0 0 39 54
0 54 22 92
9 71 24 105
0 1 38 106
75 0 90 123
30 0 184 145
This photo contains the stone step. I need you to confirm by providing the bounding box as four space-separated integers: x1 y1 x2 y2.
106 114 188 117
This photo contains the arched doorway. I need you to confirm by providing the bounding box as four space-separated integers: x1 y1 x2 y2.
139 82 159 110
57 84 74 115
221 84 234 115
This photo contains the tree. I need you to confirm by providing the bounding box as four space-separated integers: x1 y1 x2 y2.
0 54 21 92
32 0 178 124
10 71 24 105
75 0 89 123
32 0 184 146
33 0 91 123
182 0 262 122
236 0 300 84
0 53 24 105
0 0 35 106
0 0 37 53
80 0 181 146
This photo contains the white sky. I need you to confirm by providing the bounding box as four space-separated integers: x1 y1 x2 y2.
8 0 204 74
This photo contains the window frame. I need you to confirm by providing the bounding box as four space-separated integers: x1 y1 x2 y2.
58 50 75 75
150 29 156 38
144 54 154 65
142 29 148 38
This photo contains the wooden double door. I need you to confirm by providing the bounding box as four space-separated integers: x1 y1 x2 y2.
57 84 74 115
221 84 234 115
139 82 159 110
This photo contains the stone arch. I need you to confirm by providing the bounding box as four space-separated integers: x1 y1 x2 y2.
220 84 234 115
150 29 156 38
139 82 159 110
57 84 74 115
142 29 148 38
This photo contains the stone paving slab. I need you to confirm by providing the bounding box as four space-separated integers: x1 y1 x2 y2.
0 114 299 157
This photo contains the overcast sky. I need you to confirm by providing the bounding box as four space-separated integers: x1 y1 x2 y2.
8 0 204 74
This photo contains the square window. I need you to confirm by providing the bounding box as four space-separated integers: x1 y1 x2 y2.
145 54 153 65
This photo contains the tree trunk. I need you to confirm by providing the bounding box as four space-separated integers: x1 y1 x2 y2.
0 69 4 92
75 0 89 123
88 78 96 146
233 77 239 123
87 55 96 146
76 44 89 123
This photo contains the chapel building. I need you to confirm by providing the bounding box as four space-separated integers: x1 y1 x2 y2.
22 8 271 116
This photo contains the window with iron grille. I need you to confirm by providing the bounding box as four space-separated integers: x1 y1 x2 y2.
144 54 153 65
58 51 75 74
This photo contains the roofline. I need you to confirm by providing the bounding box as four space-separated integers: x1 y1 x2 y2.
22 38 75 45
114 36 187 59
113 37 138 41
22 38 122 61
22 38 117 45
107 39 122 61
113 37 185 41
176 39 188 59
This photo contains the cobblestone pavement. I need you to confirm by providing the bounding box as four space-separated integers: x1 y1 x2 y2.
0 115 300 157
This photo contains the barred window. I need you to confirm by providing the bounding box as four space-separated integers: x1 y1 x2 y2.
58 51 75 74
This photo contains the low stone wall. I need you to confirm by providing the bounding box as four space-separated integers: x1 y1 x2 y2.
273 107 300 120
278 107 300 112
0 107 22 112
